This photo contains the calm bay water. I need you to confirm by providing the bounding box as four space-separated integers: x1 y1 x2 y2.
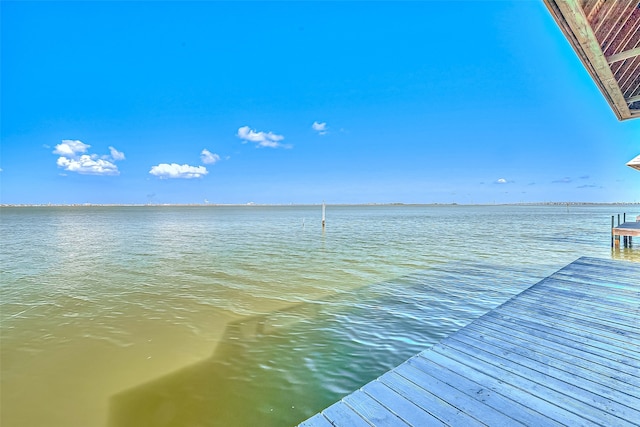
1 204 638 426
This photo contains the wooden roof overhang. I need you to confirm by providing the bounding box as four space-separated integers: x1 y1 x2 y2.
544 0 640 121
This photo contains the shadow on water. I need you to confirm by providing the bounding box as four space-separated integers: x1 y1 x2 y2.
107 260 548 427
108 299 335 427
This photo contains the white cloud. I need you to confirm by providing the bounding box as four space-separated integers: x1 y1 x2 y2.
109 146 125 161
149 163 208 179
312 121 327 135
237 126 286 148
53 140 124 175
496 178 508 184
201 149 220 164
552 177 572 184
53 140 90 157
57 155 119 175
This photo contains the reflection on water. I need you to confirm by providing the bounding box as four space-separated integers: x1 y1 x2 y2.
1 205 639 427
612 246 640 262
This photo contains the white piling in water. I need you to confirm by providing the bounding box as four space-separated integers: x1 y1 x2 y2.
322 201 326 230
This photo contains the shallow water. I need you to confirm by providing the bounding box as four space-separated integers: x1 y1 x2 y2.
1 205 638 426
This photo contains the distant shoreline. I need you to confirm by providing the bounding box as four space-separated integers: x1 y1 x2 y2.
2 202 639 208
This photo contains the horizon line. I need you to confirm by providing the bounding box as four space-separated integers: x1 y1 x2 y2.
2 201 639 208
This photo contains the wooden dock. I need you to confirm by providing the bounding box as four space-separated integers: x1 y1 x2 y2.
613 220 640 248
299 256 640 426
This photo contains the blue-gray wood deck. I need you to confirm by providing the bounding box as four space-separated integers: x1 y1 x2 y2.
299 256 640 426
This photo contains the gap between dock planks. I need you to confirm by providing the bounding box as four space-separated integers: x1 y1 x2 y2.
299 256 640 427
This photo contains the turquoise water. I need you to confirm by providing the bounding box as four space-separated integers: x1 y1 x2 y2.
1 205 638 426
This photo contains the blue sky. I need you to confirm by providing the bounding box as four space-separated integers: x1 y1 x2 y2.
1 1 638 205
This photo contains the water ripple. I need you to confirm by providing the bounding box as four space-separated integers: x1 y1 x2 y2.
1 205 638 426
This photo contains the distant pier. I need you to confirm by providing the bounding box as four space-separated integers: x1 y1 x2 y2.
612 214 640 247
299 256 640 426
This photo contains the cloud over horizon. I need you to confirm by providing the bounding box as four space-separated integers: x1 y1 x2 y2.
552 177 573 184
53 140 124 175
149 163 208 179
237 126 287 148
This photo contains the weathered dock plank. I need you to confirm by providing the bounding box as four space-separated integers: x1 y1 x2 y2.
417 350 564 427
299 414 334 427
442 335 638 426
342 391 412 427
392 362 521 426
430 341 595 426
299 257 640 426
451 326 640 415
322 401 371 427
360 381 444 426
473 317 640 395
489 305 640 368
378 371 485 426
511 293 640 336
497 301 640 353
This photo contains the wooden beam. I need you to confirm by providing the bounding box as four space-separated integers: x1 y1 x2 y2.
607 47 640 64
543 0 634 120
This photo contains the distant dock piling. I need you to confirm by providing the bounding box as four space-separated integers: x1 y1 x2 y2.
611 212 639 248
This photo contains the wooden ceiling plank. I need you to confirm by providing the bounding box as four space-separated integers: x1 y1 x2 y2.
619 60 640 91
617 54 640 86
621 62 640 97
595 1 636 48
590 0 617 34
601 2 640 55
628 98 640 116
617 56 640 94
612 12 640 54
626 86 640 103
607 15 639 76
583 0 603 20
611 59 627 81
